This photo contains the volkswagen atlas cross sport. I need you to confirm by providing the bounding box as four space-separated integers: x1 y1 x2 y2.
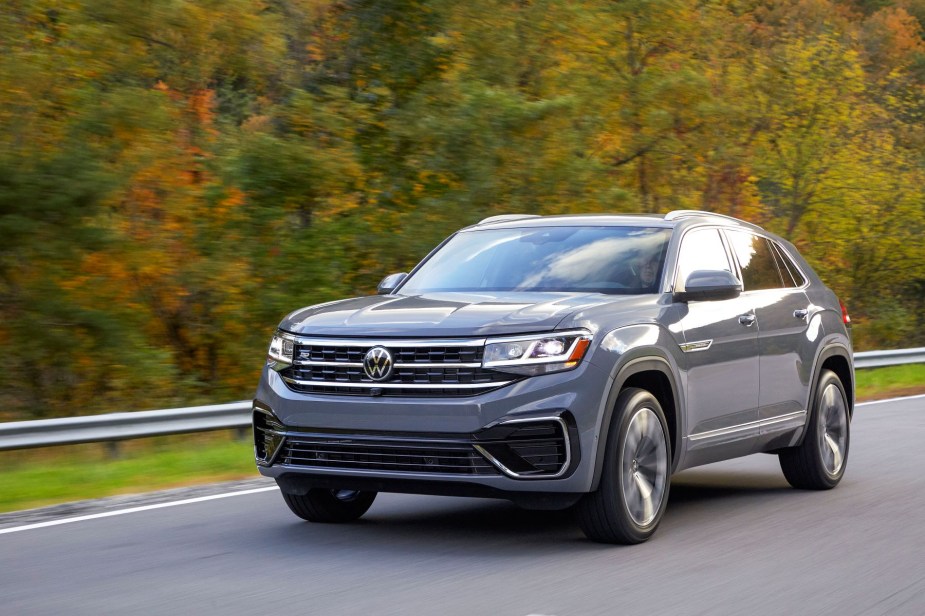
254 210 854 544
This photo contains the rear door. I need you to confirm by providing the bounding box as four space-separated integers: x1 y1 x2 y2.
724 230 813 446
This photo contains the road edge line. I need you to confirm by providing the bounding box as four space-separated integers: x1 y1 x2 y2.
0 486 278 535
856 393 925 407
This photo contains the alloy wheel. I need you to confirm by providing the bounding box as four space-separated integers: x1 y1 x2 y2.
621 407 669 527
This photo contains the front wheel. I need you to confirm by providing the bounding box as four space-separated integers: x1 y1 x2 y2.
779 369 850 490
281 488 377 523
576 388 671 544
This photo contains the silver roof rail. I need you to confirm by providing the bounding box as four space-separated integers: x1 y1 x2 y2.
664 210 763 229
477 214 542 225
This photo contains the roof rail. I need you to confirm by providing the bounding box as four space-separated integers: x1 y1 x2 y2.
477 214 542 225
664 209 762 229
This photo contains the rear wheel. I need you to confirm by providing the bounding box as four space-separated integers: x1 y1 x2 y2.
779 370 850 490
576 388 671 544
281 488 377 523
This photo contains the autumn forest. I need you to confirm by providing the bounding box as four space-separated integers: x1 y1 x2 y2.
2 0 924 420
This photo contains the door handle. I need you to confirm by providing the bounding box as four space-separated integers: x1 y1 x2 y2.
738 313 756 327
793 308 808 320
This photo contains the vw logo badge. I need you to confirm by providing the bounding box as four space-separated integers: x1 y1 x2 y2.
363 346 393 381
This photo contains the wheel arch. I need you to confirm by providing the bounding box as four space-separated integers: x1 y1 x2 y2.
590 355 683 491
799 343 854 448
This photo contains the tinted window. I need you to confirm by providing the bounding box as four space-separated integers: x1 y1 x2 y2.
400 226 672 295
726 230 785 291
771 242 807 287
676 228 733 290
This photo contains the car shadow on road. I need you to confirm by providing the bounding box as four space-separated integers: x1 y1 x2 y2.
256 468 800 555
291 497 589 551
669 469 792 504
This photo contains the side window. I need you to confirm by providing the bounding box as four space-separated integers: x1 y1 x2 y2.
726 230 785 291
675 228 733 290
771 242 807 287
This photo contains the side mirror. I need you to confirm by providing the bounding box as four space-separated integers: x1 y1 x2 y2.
673 270 742 302
377 272 408 295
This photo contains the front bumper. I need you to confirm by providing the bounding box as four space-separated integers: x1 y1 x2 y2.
253 360 613 495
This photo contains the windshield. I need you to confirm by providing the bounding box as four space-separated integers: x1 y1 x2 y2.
400 226 672 295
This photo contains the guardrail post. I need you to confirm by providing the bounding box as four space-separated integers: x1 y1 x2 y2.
105 441 121 460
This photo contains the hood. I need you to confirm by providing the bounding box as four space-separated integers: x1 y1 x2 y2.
279 292 619 338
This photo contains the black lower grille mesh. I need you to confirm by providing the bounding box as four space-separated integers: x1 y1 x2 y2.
267 418 571 478
477 421 569 475
278 436 499 475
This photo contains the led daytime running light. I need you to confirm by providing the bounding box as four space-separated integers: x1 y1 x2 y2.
483 330 592 375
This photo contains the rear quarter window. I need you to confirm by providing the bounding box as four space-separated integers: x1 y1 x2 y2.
770 242 807 287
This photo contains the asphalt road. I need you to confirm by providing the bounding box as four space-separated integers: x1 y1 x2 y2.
2 396 923 616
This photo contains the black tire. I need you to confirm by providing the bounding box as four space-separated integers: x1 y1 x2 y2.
779 370 850 490
576 388 671 544
280 488 377 523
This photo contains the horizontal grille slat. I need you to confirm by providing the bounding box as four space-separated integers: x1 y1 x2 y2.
289 439 472 456
285 448 482 460
281 339 512 397
282 458 496 471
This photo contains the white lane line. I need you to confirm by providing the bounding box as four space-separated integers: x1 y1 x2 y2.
0 486 278 536
857 393 925 407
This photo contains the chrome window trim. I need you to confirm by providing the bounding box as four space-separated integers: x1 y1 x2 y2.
669 224 811 295
473 416 572 480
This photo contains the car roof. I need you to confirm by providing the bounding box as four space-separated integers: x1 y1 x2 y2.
463 210 764 233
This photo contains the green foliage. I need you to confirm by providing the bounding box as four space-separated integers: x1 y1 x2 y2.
1 0 924 420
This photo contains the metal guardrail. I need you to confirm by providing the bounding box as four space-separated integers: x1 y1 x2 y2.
0 401 251 452
853 347 925 369
0 348 922 451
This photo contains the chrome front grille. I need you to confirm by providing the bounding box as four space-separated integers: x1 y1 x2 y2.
279 338 515 397
298 344 483 365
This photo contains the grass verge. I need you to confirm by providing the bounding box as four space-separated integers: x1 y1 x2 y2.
855 363 925 401
1 366 922 514
0 433 258 514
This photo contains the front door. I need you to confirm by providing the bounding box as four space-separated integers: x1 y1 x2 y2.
673 227 759 468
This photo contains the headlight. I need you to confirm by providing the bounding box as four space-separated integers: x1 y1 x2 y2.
483 330 592 376
267 332 294 371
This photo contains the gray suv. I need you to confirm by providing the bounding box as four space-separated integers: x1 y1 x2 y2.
254 211 853 544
